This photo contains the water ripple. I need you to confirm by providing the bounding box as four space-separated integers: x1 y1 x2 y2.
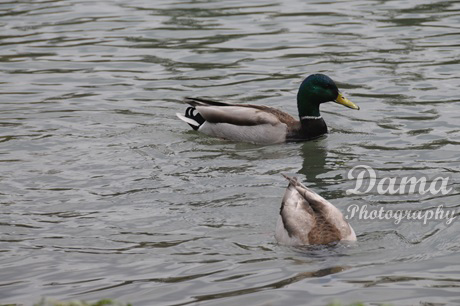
1 0 460 305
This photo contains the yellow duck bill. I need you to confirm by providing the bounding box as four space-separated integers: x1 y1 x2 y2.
335 92 360 110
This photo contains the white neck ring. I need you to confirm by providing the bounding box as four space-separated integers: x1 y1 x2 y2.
300 115 322 120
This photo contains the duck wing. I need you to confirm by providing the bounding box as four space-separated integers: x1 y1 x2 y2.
184 97 283 126
277 177 316 245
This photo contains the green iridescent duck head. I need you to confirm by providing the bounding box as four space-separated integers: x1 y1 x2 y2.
297 74 359 118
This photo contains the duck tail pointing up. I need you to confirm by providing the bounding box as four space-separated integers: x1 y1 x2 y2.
282 174 298 186
176 106 205 131
282 174 322 204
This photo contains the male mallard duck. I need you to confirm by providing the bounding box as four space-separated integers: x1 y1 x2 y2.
176 74 359 144
276 175 356 245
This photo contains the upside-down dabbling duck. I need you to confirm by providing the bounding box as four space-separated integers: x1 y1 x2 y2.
276 175 356 246
176 74 359 144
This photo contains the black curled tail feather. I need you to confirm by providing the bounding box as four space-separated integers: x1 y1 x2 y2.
185 107 205 130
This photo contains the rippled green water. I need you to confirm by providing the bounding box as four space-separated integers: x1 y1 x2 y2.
1 0 460 305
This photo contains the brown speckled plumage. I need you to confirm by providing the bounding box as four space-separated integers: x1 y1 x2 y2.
276 175 356 246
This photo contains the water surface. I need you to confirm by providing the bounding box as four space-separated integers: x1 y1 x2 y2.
1 0 460 305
